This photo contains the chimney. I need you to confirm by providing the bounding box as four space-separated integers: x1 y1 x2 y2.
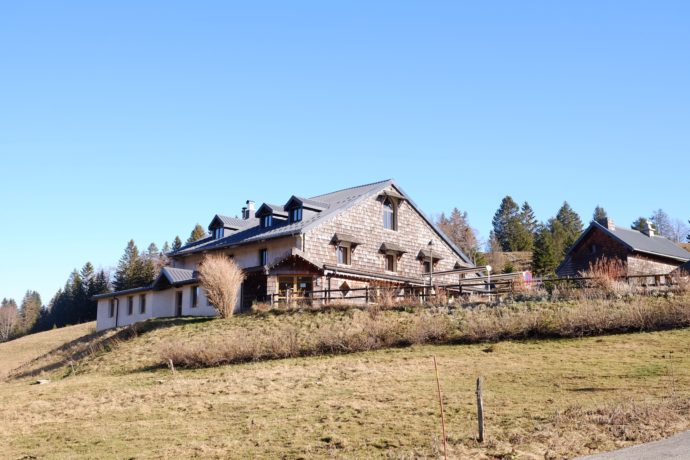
642 221 655 237
245 200 255 219
602 217 615 231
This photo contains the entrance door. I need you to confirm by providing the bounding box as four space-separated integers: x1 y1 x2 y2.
175 291 183 317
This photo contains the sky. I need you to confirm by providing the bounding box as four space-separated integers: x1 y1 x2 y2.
1 1 689 305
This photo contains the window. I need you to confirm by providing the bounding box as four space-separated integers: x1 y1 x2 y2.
385 254 397 272
139 294 146 314
383 198 396 230
109 299 116 318
259 248 268 265
191 286 199 308
176 291 183 308
127 296 134 315
213 227 225 239
590 243 597 254
290 207 303 223
261 215 273 228
278 276 313 297
336 244 351 265
423 261 431 273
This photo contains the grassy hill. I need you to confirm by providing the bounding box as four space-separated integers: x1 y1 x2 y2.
0 322 96 379
1 303 689 458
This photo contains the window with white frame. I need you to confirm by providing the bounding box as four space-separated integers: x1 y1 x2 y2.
261 215 273 228
191 286 199 308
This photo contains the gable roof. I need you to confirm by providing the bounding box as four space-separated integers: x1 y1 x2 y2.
566 220 690 263
172 179 473 265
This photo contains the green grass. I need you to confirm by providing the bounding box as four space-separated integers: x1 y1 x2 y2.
1 301 690 458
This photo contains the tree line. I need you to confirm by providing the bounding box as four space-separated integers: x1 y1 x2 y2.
437 198 690 276
0 224 210 342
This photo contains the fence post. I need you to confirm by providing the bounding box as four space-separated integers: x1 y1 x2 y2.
476 377 485 443
433 356 448 460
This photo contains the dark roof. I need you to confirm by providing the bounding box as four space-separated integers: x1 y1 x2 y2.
159 267 196 284
380 242 406 253
284 196 330 211
92 286 151 300
418 248 444 261
255 203 288 218
172 179 473 265
209 215 256 230
333 232 363 245
564 221 690 264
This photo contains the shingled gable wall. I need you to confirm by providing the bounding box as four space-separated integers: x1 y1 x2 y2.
303 185 470 284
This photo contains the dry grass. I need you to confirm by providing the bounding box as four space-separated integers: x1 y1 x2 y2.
162 295 690 368
0 322 96 379
1 326 690 459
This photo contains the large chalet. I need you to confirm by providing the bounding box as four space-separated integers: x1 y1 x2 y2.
95 180 474 331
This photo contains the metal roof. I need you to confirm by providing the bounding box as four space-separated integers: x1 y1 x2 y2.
561 220 690 269
172 179 473 265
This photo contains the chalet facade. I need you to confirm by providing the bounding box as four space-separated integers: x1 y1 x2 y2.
556 218 690 278
95 180 474 331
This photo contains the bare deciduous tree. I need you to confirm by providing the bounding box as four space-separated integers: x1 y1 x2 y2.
199 254 245 318
0 302 19 342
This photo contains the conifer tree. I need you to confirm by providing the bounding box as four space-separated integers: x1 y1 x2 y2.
19 291 42 334
532 224 561 275
631 217 654 232
520 202 538 235
172 236 182 251
555 202 583 254
113 240 141 291
186 224 207 244
162 241 171 254
492 196 533 251
147 242 159 257
593 205 608 224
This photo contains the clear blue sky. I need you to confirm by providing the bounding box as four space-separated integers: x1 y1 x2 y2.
1 1 689 305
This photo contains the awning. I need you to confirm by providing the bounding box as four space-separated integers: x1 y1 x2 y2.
380 242 406 254
418 249 444 261
333 233 363 245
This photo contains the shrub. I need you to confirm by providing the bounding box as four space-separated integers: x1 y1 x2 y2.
198 254 245 318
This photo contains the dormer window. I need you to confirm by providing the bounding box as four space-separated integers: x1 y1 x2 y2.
290 207 303 223
213 227 225 239
261 215 273 228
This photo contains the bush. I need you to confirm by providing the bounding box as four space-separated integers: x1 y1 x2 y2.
198 254 245 318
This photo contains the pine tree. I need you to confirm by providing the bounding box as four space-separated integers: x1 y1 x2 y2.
532 224 561 275
186 224 207 244
172 236 182 251
162 241 171 254
492 196 533 251
147 242 159 256
631 217 654 232
555 202 583 254
113 240 141 291
19 291 42 334
593 205 608 225
520 202 538 235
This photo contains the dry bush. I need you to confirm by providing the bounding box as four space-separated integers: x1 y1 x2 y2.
669 271 690 294
580 258 629 298
198 254 245 318
370 286 397 308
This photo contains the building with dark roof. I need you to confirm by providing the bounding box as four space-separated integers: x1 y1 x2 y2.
95 179 474 331
556 218 690 278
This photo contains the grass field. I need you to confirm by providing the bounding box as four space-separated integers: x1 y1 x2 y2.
0 322 96 379
1 305 689 459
